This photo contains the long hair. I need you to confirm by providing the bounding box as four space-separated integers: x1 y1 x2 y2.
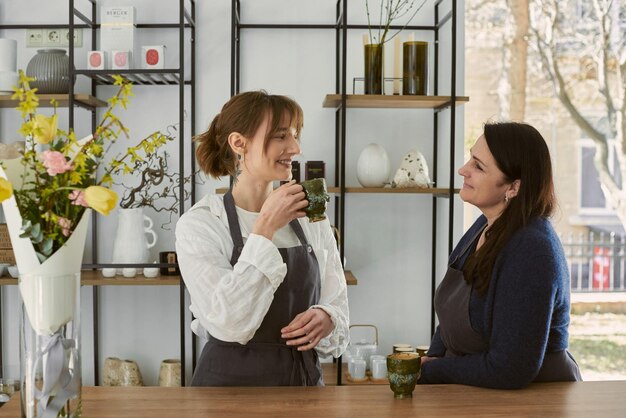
194 91 303 178
463 122 556 294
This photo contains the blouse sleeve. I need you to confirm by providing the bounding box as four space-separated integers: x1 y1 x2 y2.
310 222 350 358
175 209 287 344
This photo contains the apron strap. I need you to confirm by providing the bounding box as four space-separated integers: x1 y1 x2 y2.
224 190 245 265
451 223 486 267
288 218 311 249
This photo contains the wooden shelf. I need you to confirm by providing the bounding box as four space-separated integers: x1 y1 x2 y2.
0 93 107 109
322 94 469 109
216 187 459 196
0 271 180 286
345 270 357 286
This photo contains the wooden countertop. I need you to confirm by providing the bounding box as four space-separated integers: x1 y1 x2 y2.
1 381 625 417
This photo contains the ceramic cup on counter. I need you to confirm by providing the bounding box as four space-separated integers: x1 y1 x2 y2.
392 343 412 353
387 352 421 399
103 357 122 386
158 359 181 387
415 345 430 357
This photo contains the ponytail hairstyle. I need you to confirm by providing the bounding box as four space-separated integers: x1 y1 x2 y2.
463 122 556 294
194 91 303 178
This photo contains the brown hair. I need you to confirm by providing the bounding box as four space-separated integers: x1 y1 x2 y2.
194 90 304 178
463 122 556 294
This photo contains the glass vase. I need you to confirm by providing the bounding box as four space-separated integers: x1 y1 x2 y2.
364 43 384 95
20 273 82 418
402 41 428 95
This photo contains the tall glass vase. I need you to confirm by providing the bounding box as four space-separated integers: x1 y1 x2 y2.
20 273 82 418
364 43 384 95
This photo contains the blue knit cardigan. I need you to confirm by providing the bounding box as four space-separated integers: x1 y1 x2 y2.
418 215 572 389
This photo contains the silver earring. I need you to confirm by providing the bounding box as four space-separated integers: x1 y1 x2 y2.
505 196 510 204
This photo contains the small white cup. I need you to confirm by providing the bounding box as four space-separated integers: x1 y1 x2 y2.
102 268 117 278
369 354 385 371
348 355 363 377
371 357 387 379
122 268 137 278
351 359 366 379
143 267 159 278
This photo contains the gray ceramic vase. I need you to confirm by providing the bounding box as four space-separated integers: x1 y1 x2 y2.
26 49 72 94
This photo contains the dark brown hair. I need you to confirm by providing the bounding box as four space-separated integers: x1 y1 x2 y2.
463 122 556 294
194 91 303 178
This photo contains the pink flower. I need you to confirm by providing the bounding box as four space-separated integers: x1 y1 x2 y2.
69 190 89 207
40 150 73 176
58 217 72 237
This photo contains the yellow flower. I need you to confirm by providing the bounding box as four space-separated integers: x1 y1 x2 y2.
32 113 58 144
0 178 13 202
84 186 118 216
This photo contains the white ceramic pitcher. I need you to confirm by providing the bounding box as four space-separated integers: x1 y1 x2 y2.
111 208 157 274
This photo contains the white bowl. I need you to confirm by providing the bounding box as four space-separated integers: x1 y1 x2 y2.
7 265 19 278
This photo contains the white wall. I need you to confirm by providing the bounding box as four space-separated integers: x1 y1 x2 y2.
0 0 465 386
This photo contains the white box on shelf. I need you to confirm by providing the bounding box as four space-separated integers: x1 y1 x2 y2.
141 45 166 69
111 50 130 70
87 51 106 70
101 6 135 68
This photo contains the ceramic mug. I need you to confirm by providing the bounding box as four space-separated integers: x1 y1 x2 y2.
158 359 181 387
392 343 412 353
387 352 421 399
416 345 430 357
103 357 122 386
119 359 144 386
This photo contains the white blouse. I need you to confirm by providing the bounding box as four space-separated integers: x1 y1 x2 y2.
175 194 349 358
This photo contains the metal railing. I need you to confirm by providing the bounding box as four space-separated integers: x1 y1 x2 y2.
561 232 626 292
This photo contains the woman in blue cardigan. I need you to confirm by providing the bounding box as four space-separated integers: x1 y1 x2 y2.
418 122 581 389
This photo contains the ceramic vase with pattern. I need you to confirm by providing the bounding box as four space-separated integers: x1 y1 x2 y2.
26 49 72 94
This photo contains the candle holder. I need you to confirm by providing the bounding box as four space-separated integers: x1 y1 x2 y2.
402 41 428 95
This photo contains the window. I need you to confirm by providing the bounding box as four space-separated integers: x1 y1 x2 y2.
579 139 622 214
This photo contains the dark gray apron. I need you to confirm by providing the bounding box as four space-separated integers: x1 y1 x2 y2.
434 225 581 382
191 190 323 386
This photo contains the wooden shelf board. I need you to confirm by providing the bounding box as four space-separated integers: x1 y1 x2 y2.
0 93 107 108
217 187 459 196
0 272 180 286
345 270 357 286
322 94 469 109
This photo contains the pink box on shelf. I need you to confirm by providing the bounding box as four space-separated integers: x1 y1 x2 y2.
111 50 131 70
141 45 166 69
87 51 106 70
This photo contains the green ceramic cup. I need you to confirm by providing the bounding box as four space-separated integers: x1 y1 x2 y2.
301 178 330 223
387 352 421 399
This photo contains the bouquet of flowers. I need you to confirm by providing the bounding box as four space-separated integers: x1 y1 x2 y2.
0 71 171 263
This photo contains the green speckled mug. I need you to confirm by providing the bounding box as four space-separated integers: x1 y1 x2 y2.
387 352 421 399
301 178 330 223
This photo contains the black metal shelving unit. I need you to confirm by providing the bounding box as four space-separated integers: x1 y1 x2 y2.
230 0 465 386
0 0 196 386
